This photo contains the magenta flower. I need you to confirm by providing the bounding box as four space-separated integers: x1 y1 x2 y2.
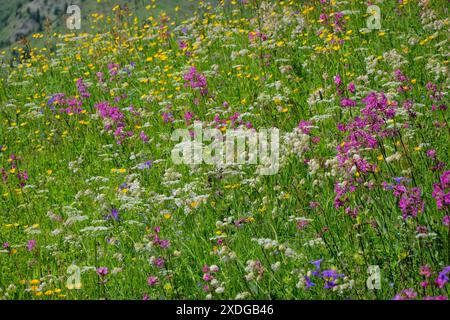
140 131 149 143
393 289 417 300
348 82 355 93
152 257 165 268
298 119 312 134
432 171 450 210
420 265 432 278
334 74 342 86
76 77 91 99
183 66 208 96
443 216 450 227
435 266 450 289
147 276 159 286
27 239 36 251
96 267 109 277
426 149 436 158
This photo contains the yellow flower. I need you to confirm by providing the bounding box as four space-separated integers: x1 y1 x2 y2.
190 201 198 208
163 283 172 291
44 290 53 296
47 170 53 175
30 279 40 285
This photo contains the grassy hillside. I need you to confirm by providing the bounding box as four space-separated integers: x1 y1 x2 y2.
0 0 449 300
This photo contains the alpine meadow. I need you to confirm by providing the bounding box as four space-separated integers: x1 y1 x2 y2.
0 0 449 301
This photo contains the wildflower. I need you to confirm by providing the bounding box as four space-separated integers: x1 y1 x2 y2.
443 216 450 227
426 149 436 158
151 257 165 268
27 239 36 251
393 289 417 300
183 66 208 96
322 269 344 289
432 171 450 210
209 265 219 273
348 82 355 93
435 266 450 289
147 276 159 286
137 160 153 170
310 259 323 276
105 208 120 221
76 77 91 99
140 131 149 143
304 276 315 288
334 74 342 86
298 120 312 134
420 265 432 278
96 267 108 277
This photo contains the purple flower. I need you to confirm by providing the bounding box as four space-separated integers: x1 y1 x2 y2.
147 276 159 286
435 266 450 289
106 208 120 221
140 131 149 143
138 160 153 170
96 267 108 277
426 149 436 158
183 66 208 96
334 74 342 86
340 97 357 107
348 82 355 93
159 239 170 249
443 216 450 227
432 171 450 210
322 269 344 289
304 276 315 288
298 119 312 134
27 239 36 251
310 259 323 276
203 273 213 282
76 77 91 99
393 289 417 300
152 257 165 268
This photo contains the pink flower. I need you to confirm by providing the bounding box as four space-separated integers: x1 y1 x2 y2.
443 215 450 227
147 276 159 286
96 267 108 277
27 239 36 251
334 74 342 86
140 131 149 143
426 149 436 158
348 82 355 93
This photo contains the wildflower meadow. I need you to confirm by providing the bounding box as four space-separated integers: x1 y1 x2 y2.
0 0 449 301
